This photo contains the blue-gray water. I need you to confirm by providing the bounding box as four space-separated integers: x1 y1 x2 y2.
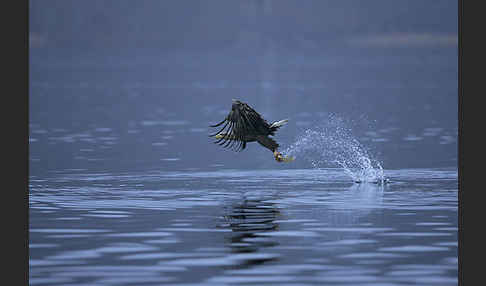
30 1 458 285
30 169 457 286
29 52 458 285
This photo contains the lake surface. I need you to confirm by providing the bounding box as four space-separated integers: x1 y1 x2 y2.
29 168 457 285
29 34 457 285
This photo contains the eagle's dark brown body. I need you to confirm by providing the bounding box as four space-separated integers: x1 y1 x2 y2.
210 100 290 162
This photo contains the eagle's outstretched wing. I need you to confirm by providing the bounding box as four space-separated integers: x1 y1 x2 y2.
210 100 271 151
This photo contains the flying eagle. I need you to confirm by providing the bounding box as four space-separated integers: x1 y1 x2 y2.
210 99 293 162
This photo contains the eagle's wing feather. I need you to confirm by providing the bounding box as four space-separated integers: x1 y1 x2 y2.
216 121 234 145
209 119 226 128
242 104 270 134
209 120 229 137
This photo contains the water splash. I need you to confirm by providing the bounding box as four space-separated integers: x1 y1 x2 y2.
282 114 386 184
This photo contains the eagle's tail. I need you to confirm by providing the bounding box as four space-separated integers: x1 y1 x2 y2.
270 119 288 133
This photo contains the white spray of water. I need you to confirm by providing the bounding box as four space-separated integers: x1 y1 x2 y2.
282 114 385 183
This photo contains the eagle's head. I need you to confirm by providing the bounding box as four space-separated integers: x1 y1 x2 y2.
231 99 244 111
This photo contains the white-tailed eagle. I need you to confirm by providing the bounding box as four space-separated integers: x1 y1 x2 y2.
210 99 293 162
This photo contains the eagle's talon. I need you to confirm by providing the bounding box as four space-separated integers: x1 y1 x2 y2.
274 151 284 162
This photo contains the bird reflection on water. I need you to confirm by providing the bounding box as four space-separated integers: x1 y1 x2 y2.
219 197 281 268
29 169 458 285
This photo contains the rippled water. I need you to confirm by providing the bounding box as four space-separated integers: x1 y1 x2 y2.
30 32 457 285
30 168 457 285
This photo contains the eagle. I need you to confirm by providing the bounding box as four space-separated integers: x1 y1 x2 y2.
209 99 293 162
